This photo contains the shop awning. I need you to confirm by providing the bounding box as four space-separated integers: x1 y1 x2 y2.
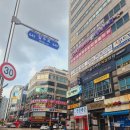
102 110 129 116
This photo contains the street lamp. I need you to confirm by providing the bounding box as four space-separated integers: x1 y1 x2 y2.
0 0 58 91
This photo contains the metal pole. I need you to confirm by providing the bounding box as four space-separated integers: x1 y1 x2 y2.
0 0 21 88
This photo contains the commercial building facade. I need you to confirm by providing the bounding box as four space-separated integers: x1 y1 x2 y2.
0 96 8 120
25 66 68 127
68 0 130 129
7 85 25 122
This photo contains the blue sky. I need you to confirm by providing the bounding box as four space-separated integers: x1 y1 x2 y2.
0 0 69 97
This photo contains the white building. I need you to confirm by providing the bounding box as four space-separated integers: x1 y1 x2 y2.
0 96 8 120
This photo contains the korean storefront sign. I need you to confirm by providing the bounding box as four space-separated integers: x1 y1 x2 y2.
113 31 130 50
67 103 80 110
74 106 88 117
30 99 67 105
94 74 109 84
87 101 105 110
66 85 82 98
105 94 130 112
71 31 130 77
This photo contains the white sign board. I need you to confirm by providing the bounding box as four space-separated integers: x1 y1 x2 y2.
0 62 16 81
74 106 88 117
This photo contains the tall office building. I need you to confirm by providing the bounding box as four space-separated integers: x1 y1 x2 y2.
25 66 68 127
68 0 130 129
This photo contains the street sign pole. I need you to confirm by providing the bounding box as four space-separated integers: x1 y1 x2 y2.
0 0 59 91
0 0 20 88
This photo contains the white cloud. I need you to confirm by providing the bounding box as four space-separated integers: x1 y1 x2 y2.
3 86 13 98
0 0 68 98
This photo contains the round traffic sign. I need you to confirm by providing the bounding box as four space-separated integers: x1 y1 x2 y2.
0 62 16 81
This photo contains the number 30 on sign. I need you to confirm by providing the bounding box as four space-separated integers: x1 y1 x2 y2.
0 62 16 81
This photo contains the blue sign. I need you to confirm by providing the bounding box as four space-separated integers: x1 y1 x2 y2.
28 30 59 49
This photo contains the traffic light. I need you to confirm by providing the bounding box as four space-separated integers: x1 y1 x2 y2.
77 77 82 85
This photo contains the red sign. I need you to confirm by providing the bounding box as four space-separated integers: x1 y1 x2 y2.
30 99 67 105
71 28 112 64
0 62 16 80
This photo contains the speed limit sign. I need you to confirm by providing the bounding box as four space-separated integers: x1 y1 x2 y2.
0 62 16 81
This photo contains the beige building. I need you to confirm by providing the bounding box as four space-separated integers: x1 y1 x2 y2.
26 66 68 127
68 0 130 130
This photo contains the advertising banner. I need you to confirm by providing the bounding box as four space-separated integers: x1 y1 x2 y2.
105 94 130 112
66 85 82 98
74 106 88 117
113 31 130 50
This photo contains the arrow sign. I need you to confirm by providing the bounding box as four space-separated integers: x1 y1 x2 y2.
28 30 59 49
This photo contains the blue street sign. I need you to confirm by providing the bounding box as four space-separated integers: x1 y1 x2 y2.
28 30 59 49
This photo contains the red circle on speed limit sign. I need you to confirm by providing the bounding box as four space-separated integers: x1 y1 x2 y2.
0 62 16 81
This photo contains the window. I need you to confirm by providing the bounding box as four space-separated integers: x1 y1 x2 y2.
116 18 123 29
56 89 66 95
119 76 130 91
112 23 117 33
120 0 126 7
104 14 109 23
95 79 111 97
57 83 67 89
48 88 54 93
114 4 120 14
109 9 114 17
85 81 95 99
123 13 129 24
112 13 129 33
116 53 130 68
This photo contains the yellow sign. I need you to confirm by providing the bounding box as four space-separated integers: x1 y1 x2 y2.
94 74 109 83
67 103 79 110
104 94 130 112
11 96 18 99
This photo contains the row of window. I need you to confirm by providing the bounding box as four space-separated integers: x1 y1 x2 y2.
71 0 77 9
119 76 130 91
71 13 129 64
71 0 91 23
71 0 126 54
49 74 68 83
104 0 126 22
71 0 82 15
84 76 130 100
84 79 111 99
77 0 111 35
116 53 130 68
111 13 129 32
56 89 66 96
70 15 129 75
71 0 98 32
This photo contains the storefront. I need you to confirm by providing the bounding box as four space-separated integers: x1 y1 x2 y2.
102 94 130 129
74 106 88 130
87 100 105 130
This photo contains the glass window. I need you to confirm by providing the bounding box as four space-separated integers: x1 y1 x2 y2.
120 0 126 7
116 54 130 68
116 58 122 67
48 88 54 93
57 83 67 89
95 79 111 97
122 54 130 63
104 14 109 22
123 13 129 24
116 18 123 29
56 89 66 95
114 4 120 14
119 78 127 90
109 10 114 18
111 23 117 32
126 77 130 86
